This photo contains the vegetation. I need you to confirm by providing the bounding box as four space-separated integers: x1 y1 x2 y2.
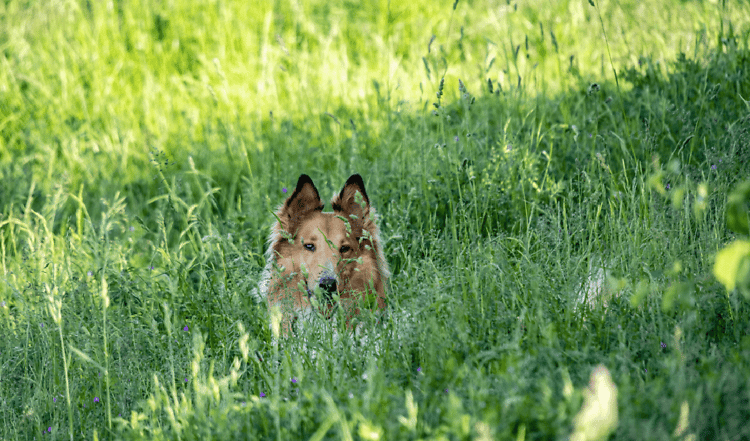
1 0 749 439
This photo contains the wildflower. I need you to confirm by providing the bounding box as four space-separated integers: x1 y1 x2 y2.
183 326 189 332
48 427 52 433
660 342 666 349
454 136 459 143
666 183 670 190
291 377 297 384
260 392 266 398
94 397 99 403
129 226 135 232
87 271 93 277
282 187 288 193
417 367 421 373
711 164 717 170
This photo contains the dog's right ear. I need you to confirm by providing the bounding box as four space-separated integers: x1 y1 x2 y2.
280 174 324 231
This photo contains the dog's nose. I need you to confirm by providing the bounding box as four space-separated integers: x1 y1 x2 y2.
318 276 337 302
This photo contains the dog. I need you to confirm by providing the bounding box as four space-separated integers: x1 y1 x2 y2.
258 174 389 334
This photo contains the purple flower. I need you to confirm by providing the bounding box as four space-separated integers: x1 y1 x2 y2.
282 187 288 194
48 427 52 433
666 183 670 190
454 136 459 142
711 164 717 170
94 397 99 403
260 392 266 398
417 367 421 373
183 325 189 332
291 377 297 384
660 342 666 349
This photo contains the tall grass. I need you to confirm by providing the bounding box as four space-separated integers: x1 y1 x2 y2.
1 0 750 439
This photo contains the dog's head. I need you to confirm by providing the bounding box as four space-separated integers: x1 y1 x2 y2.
268 174 387 321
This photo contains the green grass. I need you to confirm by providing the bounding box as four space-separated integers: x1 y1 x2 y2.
2 0 750 439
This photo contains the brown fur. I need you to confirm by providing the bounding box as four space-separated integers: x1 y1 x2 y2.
259 174 389 330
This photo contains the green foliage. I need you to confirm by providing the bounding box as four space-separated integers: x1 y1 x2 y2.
714 181 750 299
1 0 750 439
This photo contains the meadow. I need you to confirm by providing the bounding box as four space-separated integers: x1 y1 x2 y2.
1 0 750 439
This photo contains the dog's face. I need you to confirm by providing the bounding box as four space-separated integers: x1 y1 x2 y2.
267 174 386 322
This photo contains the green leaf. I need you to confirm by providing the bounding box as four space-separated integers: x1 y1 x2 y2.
727 181 750 236
662 281 693 312
714 240 750 294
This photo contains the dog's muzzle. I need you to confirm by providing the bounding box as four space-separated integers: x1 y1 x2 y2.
306 274 339 316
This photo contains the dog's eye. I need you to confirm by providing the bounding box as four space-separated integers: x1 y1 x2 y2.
304 243 316 252
339 245 351 254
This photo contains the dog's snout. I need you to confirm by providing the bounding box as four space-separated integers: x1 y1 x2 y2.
319 276 338 299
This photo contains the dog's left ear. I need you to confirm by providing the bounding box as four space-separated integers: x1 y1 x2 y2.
332 174 371 220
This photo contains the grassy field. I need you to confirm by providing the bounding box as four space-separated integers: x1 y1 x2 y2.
2 0 750 439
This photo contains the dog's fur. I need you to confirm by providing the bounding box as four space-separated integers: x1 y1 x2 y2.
258 174 389 331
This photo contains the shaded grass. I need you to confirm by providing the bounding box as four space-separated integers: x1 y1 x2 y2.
1 0 750 439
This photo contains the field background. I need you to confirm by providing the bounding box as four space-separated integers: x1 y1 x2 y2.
2 0 750 439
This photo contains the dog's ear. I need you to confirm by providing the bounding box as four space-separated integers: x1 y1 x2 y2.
332 174 370 220
280 174 324 231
